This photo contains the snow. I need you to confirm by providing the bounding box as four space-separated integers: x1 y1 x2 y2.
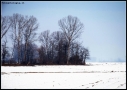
1 62 126 89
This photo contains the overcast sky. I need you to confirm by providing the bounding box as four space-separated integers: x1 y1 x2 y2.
1 1 126 62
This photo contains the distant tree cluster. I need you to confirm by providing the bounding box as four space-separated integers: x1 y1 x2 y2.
1 14 90 65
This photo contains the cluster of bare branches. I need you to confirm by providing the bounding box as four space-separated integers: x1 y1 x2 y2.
1 16 11 39
38 30 89 65
58 15 84 64
1 14 90 65
1 14 38 65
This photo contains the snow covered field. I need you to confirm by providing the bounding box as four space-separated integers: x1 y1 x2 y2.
1 62 126 89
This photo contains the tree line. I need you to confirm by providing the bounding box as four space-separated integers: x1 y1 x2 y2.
1 13 90 65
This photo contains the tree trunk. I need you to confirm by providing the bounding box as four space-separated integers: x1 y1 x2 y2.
67 44 70 64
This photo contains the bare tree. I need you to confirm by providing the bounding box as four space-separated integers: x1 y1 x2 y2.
23 16 38 64
38 46 45 64
10 14 38 64
58 15 84 64
1 16 11 39
50 31 67 64
80 47 90 65
1 35 9 64
70 41 82 64
38 30 50 64
10 13 26 64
